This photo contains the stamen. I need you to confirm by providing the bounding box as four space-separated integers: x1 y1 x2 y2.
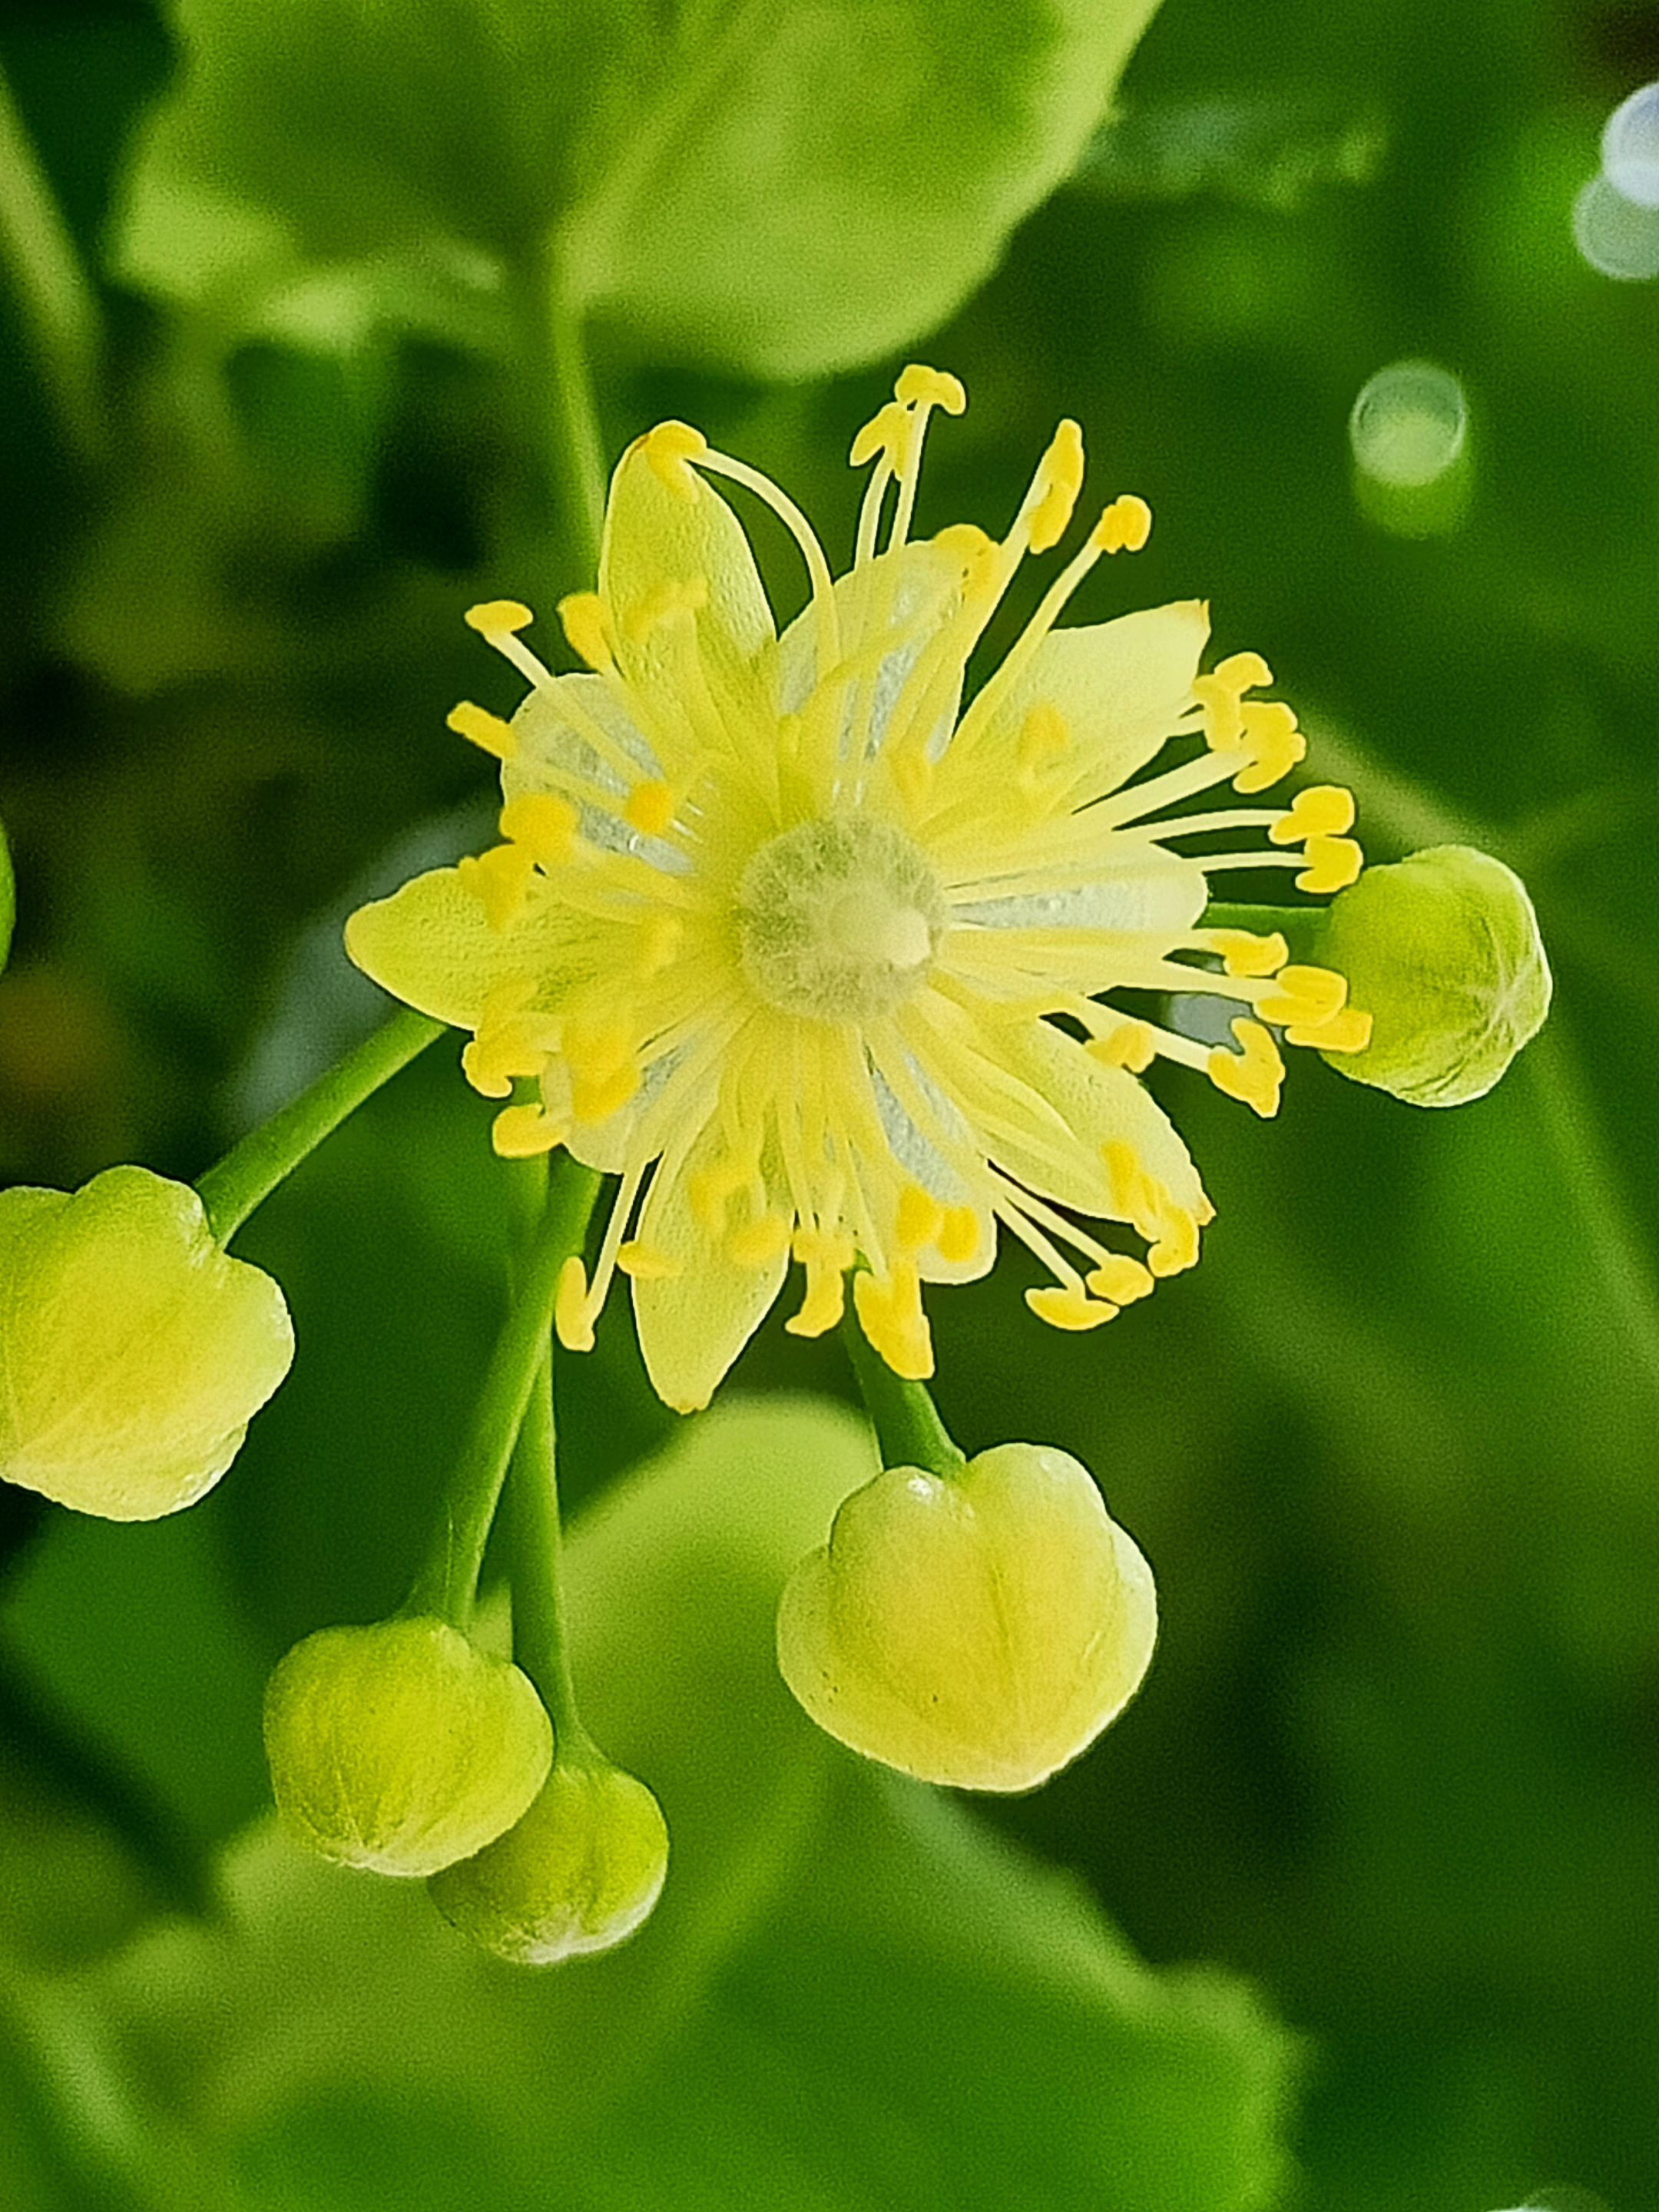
1254 963 1349 1028
1087 1253 1156 1304
1025 420 1086 555
1233 700 1305 793
555 1256 595 1350
639 421 707 498
624 780 677 836
787 1224 856 1338
500 792 577 868
852 1262 933 1379
1207 1017 1285 1118
1200 929 1289 976
727 1210 791 1269
557 591 614 672
1269 784 1356 845
687 445 840 677
1085 1019 1157 1074
1296 836 1364 893
447 700 517 761
894 364 968 415
1095 494 1153 554
1287 1003 1373 1053
464 601 558 692
491 1102 566 1158
615 1240 681 1280
896 1181 945 1251
457 843 537 930
1026 1283 1118 1331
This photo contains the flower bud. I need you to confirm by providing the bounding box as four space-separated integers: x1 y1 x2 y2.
429 1759 669 1964
263 1618 553 1877
777 1443 1157 1793
0 1165 293 1521
1312 844 1551 1106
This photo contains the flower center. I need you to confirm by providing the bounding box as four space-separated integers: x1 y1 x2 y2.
737 816 945 1022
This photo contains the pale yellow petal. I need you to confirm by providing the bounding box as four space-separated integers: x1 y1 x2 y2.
345 868 545 1028
600 439 774 718
935 600 1210 814
631 1121 789 1414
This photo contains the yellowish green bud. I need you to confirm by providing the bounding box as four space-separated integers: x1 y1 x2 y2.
429 1758 669 1964
1313 843 1551 1106
263 1618 553 1877
777 1442 1157 1793
0 1165 293 1521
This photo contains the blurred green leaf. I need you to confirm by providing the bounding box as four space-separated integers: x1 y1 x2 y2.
31 1397 1296 2212
0 816 12 975
114 0 1166 379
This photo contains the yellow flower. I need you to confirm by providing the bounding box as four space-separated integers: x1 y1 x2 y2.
347 367 1368 1412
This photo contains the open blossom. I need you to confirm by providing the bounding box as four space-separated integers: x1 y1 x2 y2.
346 367 1369 1412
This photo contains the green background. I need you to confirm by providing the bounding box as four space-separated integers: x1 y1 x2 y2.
2 0 1656 2207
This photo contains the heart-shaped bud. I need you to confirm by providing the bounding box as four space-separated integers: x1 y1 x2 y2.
429 1760 669 1964
263 1618 552 1877
1312 844 1551 1106
777 1442 1157 1793
0 1166 293 1522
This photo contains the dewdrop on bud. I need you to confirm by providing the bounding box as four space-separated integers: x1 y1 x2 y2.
263 1618 552 1877
1312 844 1551 1106
429 1759 669 1963
777 1442 1157 1793
0 1166 293 1521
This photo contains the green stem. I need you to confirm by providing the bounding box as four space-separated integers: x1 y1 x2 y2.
843 1301 965 1478
405 1153 600 1629
0 59 108 468
505 1155 601 1763
196 1008 444 1243
512 233 606 583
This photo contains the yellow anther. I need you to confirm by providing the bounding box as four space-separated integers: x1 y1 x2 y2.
1208 929 1289 978
1147 1207 1201 1277
932 521 995 571
1194 650 1273 753
554 1257 595 1351
499 792 577 868
458 843 538 931
462 1018 550 1098
1270 783 1357 846
464 599 534 637
615 1240 682 1280
446 700 518 761
624 780 676 837
557 591 614 671
1215 650 1273 691
894 364 967 415
490 1101 565 1158
937 1204 981 1266
1087 1020 1157 1075
727 1212 792 1270
1094 494 1153 555
622 575 708 644
851 1263 933 1380
786 1225 856 1339
1207 1017 1285 1119
1086 1254 1156 1306
563 1015 641 1123
639 420 707 498
687 1156 751 1239
635 912 682 979
1231 699 1305 794
1296 835 1364 895
895 1182 945 1252
1256 963 1349 1029
1286 1003 1373 1053
1026 1283 1118 1332
849 399 910 469
1102 1139 1158 1237
1016 701 1070 775
1027 419 1085 554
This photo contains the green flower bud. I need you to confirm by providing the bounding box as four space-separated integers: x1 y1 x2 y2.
1313 844 1551 1106
263 1618 553 1877
429 1758 668 1964
777 1443 1157 1793
0 1165 293 1521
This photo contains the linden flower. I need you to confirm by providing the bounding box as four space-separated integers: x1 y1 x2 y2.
347 368 1369 1412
